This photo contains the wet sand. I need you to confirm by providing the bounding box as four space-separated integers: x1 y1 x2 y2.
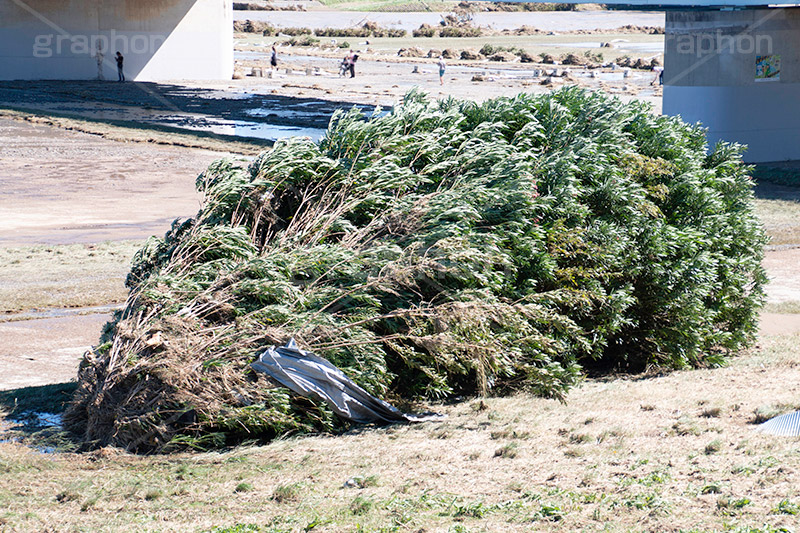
0 314 110 391
0 116 231 390
0 80 373 144
0 117 224 246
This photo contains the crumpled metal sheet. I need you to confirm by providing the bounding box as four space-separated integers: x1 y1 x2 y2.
251 339 441 424
756 410 800 437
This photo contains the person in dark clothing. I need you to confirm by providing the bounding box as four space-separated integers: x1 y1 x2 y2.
270 46 278 70
115 51 125 82
348 51 358 78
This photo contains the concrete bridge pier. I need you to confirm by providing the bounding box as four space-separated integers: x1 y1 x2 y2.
663 7 800 163
0 0 232 82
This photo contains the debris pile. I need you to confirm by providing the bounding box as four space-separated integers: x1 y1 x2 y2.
66 89 766 452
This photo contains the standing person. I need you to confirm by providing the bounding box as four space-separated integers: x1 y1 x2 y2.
348 51 358 78
270 45 278 71
437 55 446 86
115 51 125 82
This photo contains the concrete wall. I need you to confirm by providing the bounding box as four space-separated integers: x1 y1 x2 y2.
663 8 800 162
0 0 232 81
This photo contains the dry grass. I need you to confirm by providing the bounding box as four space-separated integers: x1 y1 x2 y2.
2 331 800 532
754 198 800 247
0 241 142 315
763 301 800 314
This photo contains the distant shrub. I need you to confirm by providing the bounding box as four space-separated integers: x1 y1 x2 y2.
314 23 406 38
439 26 482 38
412 24 437 37
280 27 312 36
287 35 319 46
314 27 370 38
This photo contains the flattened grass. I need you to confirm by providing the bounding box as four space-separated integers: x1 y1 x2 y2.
2 331 800 531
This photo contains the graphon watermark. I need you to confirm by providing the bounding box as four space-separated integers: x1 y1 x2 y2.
33 30 165 58
667 31 773 58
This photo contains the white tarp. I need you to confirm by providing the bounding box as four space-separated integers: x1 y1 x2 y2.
756 410 800 437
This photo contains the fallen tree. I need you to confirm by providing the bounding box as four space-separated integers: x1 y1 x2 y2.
65 88 767 452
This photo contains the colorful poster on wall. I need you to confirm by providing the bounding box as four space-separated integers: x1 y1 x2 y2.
755 54 781 82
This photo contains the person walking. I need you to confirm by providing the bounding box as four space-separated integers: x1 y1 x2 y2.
270 46 278 71
437 55 446 86
115 51 125 82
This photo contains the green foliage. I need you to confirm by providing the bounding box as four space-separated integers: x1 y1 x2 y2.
208 525 262 533
772 499 800 515
235 482 254 493
272 482 304 503
286 35 320 47
67 88 766 451
439 26 482 37
315 23 406 38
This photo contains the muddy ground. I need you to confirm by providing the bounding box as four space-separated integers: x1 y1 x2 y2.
0 80 373 144
0 118 230 390
0 117 225 247
0 13 664 144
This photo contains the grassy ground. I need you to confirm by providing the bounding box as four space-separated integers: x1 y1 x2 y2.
754 175 800 248
1 331 799 532
0 241 142 315
754 198 800 247
764 301 800 314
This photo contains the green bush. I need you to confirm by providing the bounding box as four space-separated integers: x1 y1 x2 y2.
412 24 437 38
66 89 766 451
314 23 406 39
286 35 319 47
280 27 312 36
439 26 482 38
